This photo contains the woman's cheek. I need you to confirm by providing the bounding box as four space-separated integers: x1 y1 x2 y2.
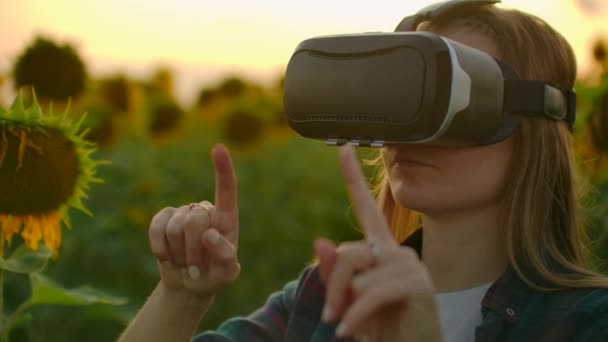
382 137 513 212
388 167 448 211
388 155 511 212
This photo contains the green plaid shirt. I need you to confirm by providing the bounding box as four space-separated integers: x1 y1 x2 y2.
193 230 608 341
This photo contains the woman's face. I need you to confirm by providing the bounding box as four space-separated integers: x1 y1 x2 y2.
381 25 514 215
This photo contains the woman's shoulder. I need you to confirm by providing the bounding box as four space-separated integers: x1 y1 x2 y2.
557 286 608 337
521 281 608 320
522 285 608 339
535 285 608 310
563 286 608 315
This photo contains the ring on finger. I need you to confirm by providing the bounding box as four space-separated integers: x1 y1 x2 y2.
368 240 381 264
188 203 212 213
199 201 215 212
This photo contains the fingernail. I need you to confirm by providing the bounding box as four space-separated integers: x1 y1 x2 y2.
336 322 348 337
187 265 200 279
207 230 220 244
322 305 333 322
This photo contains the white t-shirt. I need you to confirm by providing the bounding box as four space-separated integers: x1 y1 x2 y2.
434 282 494 342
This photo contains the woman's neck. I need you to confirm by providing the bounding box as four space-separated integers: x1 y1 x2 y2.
421 205 508 293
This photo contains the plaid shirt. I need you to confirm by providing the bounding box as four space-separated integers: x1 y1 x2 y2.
193 230 608 341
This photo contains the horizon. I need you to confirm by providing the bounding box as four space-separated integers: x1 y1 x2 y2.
1 0 606 107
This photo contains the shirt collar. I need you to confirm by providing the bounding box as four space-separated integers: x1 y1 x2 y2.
401 228 532 323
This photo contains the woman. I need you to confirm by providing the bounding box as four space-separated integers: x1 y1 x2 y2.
118 2 608 341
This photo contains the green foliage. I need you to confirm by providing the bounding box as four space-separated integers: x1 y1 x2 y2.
7 115 365 341
28 273 126 306
0 245 126 342
0 246 51 274
577 69 608 273
0 96 124 342
3 64 608 342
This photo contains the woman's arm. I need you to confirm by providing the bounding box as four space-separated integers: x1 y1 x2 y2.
192 267 313 342
117 282 214 342
119 145 241 341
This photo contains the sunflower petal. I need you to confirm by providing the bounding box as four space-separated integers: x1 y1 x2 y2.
21 215 42 251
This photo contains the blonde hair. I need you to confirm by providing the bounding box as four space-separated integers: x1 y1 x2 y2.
368 5 608 290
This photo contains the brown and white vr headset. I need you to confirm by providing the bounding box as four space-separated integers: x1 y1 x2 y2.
283 0 575 147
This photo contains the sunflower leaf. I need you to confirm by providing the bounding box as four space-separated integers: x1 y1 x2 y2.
0 245 52 273
29 273 127 306
1 274 127 336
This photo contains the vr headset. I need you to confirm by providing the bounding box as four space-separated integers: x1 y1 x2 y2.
283 0 576 147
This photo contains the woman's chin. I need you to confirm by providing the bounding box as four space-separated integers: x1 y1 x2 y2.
390 181 437 212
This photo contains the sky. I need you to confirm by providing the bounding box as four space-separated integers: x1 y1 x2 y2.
0 0 606 106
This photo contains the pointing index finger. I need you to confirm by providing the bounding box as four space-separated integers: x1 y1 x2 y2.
339 145 395 246
213 144 238 213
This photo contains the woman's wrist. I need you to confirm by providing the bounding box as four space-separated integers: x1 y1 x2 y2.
117 282 215 342
157 281 215 315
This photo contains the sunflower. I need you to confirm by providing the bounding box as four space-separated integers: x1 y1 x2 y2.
0 94 103 258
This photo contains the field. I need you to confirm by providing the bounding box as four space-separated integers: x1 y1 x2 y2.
2 43 608 341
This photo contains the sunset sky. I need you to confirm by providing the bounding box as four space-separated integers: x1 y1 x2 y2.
0 0 606 106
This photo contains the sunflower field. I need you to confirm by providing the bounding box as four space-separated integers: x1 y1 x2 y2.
0 36 608 342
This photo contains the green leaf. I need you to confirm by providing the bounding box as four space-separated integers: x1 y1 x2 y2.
29 273 127 306
1 275 125 340
0 245 52 273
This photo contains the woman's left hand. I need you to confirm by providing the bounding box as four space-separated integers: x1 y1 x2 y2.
315 145 443 341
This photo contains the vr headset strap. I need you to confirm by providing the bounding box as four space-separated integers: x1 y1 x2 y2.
503 79 576 129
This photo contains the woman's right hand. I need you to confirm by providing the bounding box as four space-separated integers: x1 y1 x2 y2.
148 144 240 300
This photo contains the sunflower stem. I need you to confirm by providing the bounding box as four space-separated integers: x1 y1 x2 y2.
1 300 31 342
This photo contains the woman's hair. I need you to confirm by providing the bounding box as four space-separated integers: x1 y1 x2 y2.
368 4 608 290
